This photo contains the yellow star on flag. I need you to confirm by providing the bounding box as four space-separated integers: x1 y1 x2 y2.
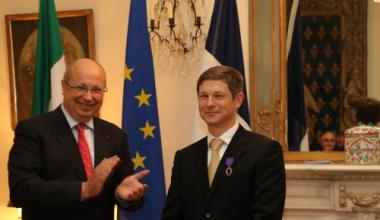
139 121 156 139
131 151 147 170
135 89 152 107
125 65 135 81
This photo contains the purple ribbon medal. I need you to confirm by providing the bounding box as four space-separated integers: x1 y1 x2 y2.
225 157 235 176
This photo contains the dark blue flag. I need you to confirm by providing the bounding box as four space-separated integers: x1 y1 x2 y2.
287 2 308 151
119 0 166 219
206 0 250 124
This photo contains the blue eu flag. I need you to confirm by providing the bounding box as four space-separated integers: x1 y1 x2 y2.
119 0 166 219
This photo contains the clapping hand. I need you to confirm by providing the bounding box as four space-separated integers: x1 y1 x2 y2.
115 169 150 201
81 156 121 200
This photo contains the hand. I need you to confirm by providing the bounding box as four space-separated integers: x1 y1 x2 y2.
81 155 121 200
115 169 150 202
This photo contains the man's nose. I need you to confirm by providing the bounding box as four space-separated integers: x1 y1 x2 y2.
82 90 95 100
206 97 215 106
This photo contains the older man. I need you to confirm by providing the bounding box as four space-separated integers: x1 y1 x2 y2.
319 131 337 151
8 59 148 220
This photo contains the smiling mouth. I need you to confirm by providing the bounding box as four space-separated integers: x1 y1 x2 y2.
205 111 219 115
78 102 97 109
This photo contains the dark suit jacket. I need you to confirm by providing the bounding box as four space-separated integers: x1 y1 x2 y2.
8 107 135 220
161 126 286 220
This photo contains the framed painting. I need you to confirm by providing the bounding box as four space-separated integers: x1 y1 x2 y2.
5 9 95 129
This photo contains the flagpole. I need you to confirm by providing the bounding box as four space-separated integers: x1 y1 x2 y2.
249 0 257 130
279 0 287 150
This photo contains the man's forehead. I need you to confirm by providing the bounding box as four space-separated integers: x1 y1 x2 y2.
199 90 227 94
322 136 335 140
199 80 228 87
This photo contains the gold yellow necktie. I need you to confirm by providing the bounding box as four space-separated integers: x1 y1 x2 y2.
208 138 224 185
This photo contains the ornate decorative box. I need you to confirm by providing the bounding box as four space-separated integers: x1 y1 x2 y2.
344 125 380 165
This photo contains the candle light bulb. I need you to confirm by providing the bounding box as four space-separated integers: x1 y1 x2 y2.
148 3 153 20
166 1 174 19
194 0 204 17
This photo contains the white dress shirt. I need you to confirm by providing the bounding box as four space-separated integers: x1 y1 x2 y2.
61 105 95 166
207 121 239 166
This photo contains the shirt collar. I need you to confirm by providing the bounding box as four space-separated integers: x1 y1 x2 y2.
61 105 94 130
207 121 239 145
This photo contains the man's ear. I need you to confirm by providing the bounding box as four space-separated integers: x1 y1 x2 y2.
61 80 65 95
234 91 245 108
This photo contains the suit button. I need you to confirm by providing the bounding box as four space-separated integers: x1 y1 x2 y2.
205 212 211 218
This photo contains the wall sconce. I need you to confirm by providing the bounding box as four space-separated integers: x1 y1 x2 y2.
148 0 206 54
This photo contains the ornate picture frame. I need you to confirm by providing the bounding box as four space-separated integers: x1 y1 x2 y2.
299 0 367 149
5 9 95 129
286 0 367 161
250 0 366 161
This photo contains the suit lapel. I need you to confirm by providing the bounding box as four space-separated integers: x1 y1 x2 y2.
207 126 249 198
50 107 87 180
93 118 113 166
195 138 211 194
